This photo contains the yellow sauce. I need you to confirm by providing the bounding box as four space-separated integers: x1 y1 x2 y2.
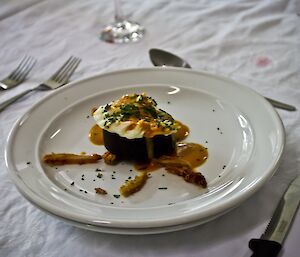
176 142 208 168
89 124 104 145
173 121 190 142
134 160 161 172
135 142 208 172
89 120 189 145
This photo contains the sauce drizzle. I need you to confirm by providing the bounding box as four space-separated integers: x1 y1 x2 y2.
89 124 104 145
135 142 208 172
173 121 190 142
89 121 208 181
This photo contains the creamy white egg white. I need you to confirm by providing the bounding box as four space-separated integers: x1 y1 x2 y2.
93 93 180 140
93 105 145 139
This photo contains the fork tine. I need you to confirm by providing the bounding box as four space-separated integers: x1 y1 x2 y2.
16 57 36 82
8 56 30 80
58 57 81 84
50 56 74 81
11 56 36 81
66 57 81 79
59 58 81 84
55 57 77 82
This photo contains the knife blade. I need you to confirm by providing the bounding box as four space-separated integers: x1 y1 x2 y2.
249 175 300 257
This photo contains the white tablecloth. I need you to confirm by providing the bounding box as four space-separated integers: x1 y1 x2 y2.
0 0 299 256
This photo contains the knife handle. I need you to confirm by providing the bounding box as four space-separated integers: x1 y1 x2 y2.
249 239 282 257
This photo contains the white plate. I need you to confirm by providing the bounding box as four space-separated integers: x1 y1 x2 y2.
5 68 285 233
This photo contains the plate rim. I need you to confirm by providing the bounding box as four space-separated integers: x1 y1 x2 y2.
5 67 285 230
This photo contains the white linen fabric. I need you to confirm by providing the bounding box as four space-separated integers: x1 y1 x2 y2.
0 0 299 256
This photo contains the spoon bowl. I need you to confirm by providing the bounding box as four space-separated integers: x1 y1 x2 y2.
149 48 191 68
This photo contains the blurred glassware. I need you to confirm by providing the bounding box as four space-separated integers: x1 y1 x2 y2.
100 0 145 43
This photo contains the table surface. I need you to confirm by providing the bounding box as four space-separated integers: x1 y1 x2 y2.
0 0 299 256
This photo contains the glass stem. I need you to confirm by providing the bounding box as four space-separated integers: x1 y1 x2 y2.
114 0 124 22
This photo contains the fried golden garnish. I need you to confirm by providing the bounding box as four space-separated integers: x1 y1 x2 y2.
166 166 207 188
102 151 120 165
43 153 102 166
157 156 207 188
95 187 107 195
120 172 148 197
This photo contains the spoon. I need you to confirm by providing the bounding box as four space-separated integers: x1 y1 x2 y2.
149 48 191 68
149 48 296 111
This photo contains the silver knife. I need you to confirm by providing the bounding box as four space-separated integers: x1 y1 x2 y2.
249 175 300 257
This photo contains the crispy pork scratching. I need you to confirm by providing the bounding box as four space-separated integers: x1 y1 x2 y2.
43 153 102 165
157 156 207 188
120 172 148 197
95 187 107 195
102 151 120 165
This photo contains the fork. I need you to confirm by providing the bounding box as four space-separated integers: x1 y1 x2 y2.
0 56 81 112
0 56 37 90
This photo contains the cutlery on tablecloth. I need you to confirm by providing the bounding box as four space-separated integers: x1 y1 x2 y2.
0 56 81 112
149 48 296 111
249 175 300 257
0 56 37 91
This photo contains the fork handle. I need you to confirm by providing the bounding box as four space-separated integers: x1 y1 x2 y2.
0 88 34 112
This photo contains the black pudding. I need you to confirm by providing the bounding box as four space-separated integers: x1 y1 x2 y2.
103 130 176 162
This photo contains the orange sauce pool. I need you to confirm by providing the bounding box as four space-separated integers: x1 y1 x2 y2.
135 142 208 172
89 124 104 145
173 121 190 142
176 142 208 168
